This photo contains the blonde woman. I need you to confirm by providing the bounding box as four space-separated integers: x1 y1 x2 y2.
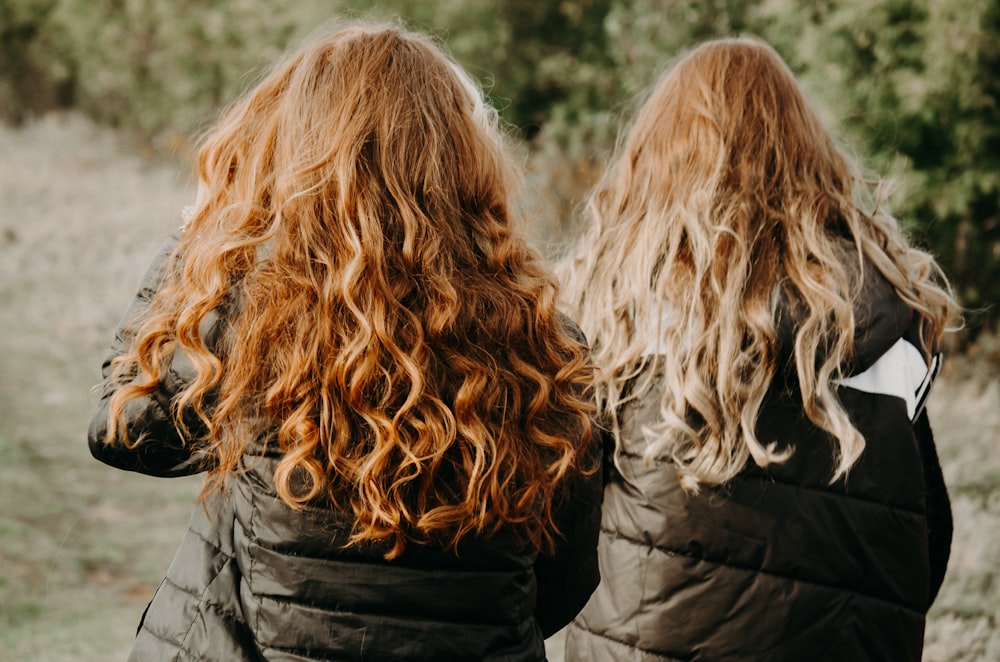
89 23 602 661
559 37 957 662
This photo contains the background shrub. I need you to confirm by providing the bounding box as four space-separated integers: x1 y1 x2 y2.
1 0 997 335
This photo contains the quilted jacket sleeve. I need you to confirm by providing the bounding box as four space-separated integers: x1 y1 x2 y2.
532 422 605 637
87 231 215 477
915 407 952 605
532 318 605 637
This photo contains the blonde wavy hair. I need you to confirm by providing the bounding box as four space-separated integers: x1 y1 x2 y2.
104 23 595 558
559 36 955 491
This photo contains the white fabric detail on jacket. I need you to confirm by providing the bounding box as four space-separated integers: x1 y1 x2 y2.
836 337 938 421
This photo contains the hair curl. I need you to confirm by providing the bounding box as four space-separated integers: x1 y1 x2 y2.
106 22 595 558
559 36 956 491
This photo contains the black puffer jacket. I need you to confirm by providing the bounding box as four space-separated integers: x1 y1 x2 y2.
565 265 952 662
89 232 603 661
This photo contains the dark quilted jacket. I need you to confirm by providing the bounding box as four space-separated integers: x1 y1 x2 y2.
89 232 604 661
565 264 952 662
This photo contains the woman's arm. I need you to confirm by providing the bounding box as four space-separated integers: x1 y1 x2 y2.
87 230 214 477
532 424 606 637
914 408 952 605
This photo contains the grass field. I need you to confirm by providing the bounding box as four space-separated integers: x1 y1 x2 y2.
0 113 996 661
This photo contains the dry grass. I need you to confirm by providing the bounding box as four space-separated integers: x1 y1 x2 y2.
0 113 200 661
0 113 995 660
922 374 1000 661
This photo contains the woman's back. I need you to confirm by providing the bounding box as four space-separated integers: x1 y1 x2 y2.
558 36 956 662
126 440 601 661
568 268 940 661
88 22 603 661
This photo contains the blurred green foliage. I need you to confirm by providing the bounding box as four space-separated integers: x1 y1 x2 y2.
1 0 997 335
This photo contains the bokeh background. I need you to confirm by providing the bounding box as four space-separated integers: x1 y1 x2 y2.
1 1 997 660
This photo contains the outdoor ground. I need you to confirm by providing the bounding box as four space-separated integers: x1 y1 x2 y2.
0 113 996 661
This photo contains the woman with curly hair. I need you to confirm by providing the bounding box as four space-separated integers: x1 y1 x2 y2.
558 37 957 661
89 22 601 661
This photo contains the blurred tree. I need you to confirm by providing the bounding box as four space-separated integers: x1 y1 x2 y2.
0 0 996 331
486 0 615 140
755 0 1000 337
41 0 312 140
0 0 70 123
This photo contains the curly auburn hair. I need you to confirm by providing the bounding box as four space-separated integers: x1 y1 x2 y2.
105 23 595 558
559 36 956 491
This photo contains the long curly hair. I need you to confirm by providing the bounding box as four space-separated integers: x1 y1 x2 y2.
558 36 955 491
105 23 595 558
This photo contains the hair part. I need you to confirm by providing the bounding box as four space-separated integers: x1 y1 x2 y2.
559 36 956 490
